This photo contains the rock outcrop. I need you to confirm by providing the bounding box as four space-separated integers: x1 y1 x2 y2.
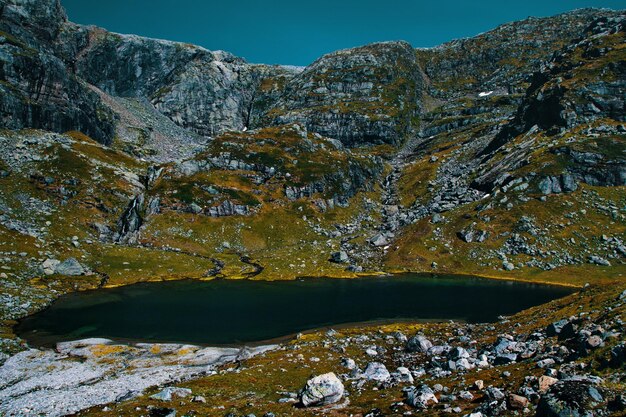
483 14 626 155
418 9 619 98
0 338 276 417
263 41 424 146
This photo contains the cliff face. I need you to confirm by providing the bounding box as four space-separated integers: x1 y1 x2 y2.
0 0 116 144
260 41 424 146
0 0 426 148
0 0 66 46
62 25 280 137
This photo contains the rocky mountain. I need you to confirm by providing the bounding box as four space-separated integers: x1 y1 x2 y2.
0 0 625 415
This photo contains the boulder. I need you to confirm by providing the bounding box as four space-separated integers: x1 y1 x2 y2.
150 387 192 401
561 173 578 192
537 378 604 417
405 385 438 409
610 343 625 368
586 335 603 349
41 258 60 276
558 321 578 341
494 353 517 364
300 372 344 407
362 362 390 382
457 229 475 243
370 234 389 247
393 367 414 383
330 251 349 263
188 203 203 214
459 390 474 401
406 335 433 353
448 347 470 360
538 376 559 393
485 386 505 401
340 357 356 370
456 358 472 371
546 319 568 337
55 258 85 276
508 394 529 409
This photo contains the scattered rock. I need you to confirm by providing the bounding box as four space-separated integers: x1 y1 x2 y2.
537 378 604 417
588 255 611 266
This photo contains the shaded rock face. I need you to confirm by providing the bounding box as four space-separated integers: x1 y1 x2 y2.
207 200 249 217
0 0 116 144
0 0 67 46
65 26 283 137
264 41 424 146
552 146 626 188
115 194 144 244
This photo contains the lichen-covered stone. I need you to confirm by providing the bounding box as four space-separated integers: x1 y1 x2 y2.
300 372 344 407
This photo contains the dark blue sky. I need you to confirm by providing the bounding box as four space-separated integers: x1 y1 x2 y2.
61 0 624 66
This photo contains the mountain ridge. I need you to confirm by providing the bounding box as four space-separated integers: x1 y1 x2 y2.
2 1 623 154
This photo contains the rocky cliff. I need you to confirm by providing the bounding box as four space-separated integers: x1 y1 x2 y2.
260 41 424 146
0 0 116 144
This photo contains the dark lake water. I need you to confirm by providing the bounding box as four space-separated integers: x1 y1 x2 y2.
16 274 574 347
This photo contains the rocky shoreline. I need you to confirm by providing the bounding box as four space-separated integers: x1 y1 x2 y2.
9 282 615 417
0 272 608 416
0 337 277 416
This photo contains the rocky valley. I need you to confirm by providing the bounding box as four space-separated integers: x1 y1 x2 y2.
0 0 625 415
